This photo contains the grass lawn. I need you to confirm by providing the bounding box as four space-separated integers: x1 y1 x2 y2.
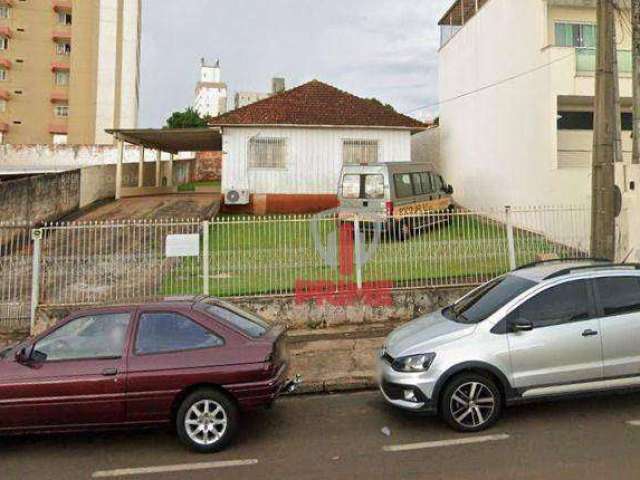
177 180 221 192
161 213 582 298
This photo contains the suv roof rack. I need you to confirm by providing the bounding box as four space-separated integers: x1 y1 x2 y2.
544 263 640 280
516 257 610 271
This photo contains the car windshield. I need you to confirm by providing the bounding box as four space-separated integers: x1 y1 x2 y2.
444 274 536 324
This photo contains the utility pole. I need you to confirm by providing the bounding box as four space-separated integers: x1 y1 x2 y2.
591 0 623 260
633 0 640 166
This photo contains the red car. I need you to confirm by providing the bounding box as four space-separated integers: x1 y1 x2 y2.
0 297 298 453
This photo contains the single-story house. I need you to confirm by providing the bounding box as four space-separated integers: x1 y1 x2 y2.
207 80 427 214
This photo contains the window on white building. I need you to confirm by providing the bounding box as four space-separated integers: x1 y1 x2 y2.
56 42 71 56
55 70 70 86
57 12 72 25
0 37 8 51
0 5 9 19
52 134 68 145
343 139 379 165
248 137 287 169
0 68 7 81
54 105 69 118
555 23 596 48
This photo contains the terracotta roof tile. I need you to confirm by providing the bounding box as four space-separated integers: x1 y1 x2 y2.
208 80 426 131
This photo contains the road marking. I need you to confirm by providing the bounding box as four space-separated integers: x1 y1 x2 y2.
92 459 258 478
626 420 640 427
383 433 510 452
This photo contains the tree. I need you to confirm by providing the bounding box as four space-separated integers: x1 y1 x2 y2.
367 98 397 112
164 107 210 129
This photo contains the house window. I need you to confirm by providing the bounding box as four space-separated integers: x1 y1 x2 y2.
557 111 633 131
0 99 6 112
57 12 72 25
56 42 71 56
248 137 287 169
52 134 68 145
343 139 379 165
0 6 9 19
555 23 596 48
55 70 70 86
54 105 69 118
0 37 8 51
0 68 7 81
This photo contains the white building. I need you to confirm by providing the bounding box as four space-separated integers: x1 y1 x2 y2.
234 78 286 109
437 0 640 255
193 59 228 118
208 80 427 214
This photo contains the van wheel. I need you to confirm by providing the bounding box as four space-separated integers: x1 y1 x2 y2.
439 373 502 433
176 388 238 453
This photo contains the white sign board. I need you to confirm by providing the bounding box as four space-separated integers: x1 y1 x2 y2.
166 234 200 257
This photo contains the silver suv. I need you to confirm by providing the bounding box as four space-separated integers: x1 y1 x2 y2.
378 260 640 432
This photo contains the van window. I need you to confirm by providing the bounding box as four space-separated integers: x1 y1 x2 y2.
364 175 384 199
342 175 361 199
411 173 423 195
431 174 444 192
342 174 384 199
420 173 433 194
394 174 414 198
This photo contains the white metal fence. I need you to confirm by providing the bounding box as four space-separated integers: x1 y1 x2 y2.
0 206 591 332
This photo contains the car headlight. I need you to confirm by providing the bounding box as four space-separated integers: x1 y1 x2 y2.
391 353 436 372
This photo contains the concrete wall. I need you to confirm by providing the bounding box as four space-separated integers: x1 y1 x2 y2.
411 126 440 172
79 165 117 208
0 170 80 225
32 286 471 335
222 127 412 195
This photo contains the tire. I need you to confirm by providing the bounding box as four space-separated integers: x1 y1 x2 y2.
439 373 502 433
176 388 238 453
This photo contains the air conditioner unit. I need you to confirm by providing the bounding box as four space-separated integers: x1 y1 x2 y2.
224 189 250 205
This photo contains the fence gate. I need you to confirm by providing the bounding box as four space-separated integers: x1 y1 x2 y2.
0 224 32 331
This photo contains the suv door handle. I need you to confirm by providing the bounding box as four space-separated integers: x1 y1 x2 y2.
582 329 599 337
102 368 118 376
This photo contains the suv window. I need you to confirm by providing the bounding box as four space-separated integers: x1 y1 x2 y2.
420 173 433 194
595 277 640 316
135 312 223 355
411 173 423 195
35 313 130 362
512 280 592 329
431 174 444 193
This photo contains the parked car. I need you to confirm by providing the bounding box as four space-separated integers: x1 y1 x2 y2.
0 296 299 452
337 162 454 239
378 260 640 432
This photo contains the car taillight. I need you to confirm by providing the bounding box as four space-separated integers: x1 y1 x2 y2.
385 201 394 217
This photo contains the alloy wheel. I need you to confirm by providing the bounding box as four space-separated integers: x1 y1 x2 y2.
184 399 228 446
449 381 496 428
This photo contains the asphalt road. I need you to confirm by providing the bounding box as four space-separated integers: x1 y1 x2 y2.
3 390 640 480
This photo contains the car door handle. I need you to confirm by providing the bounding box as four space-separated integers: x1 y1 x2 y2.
582 329 599 337
102 368 118 376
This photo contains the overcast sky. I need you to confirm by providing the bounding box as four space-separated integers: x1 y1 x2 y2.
139 0 452 127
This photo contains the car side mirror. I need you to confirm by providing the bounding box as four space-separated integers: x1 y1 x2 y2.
511 320 534 333
445 185 454 195
14 345 32 364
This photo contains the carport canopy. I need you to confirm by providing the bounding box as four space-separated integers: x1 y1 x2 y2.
106 127 222 155
106 127 223 199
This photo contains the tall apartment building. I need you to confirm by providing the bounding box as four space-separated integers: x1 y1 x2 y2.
437 0 639 211
0 0 141 145
193 58 227 118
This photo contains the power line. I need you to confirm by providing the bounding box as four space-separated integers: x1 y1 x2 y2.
403 51 575 115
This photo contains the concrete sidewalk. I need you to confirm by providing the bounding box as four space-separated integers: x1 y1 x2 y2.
287 323 400 393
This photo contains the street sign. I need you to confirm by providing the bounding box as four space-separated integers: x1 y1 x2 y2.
166 234 200 257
